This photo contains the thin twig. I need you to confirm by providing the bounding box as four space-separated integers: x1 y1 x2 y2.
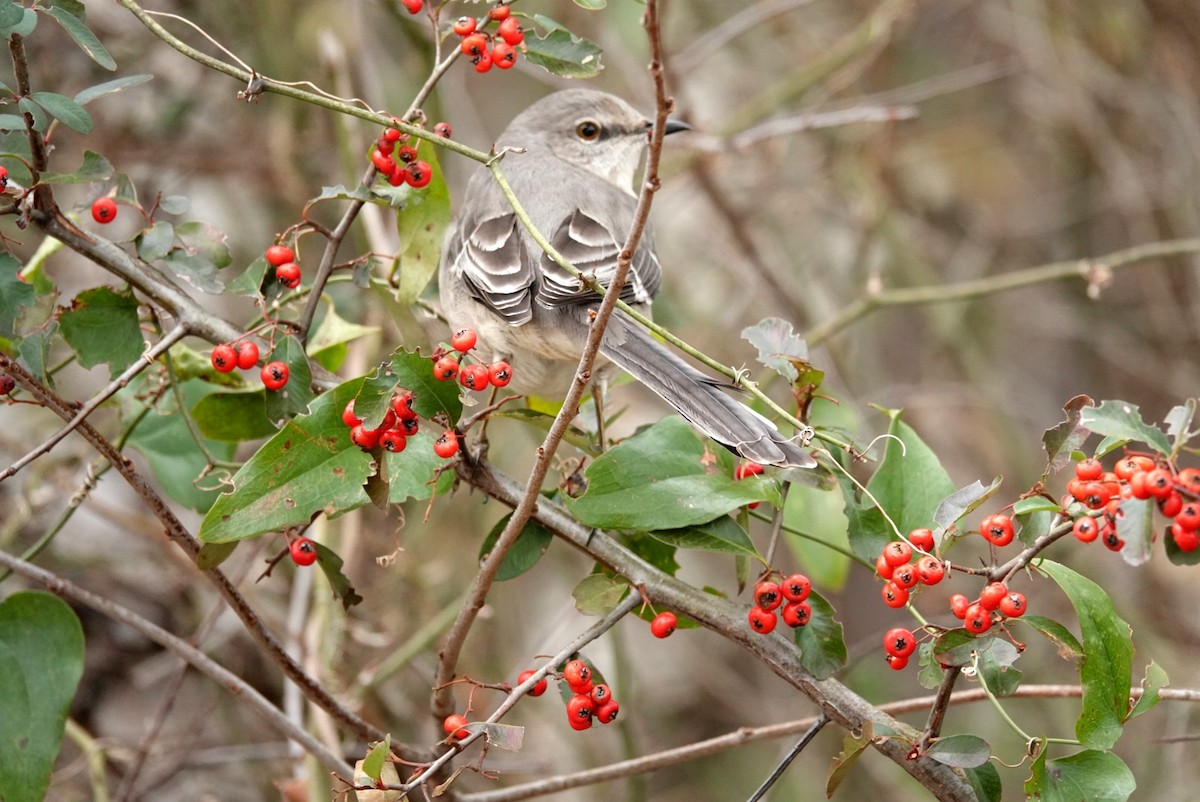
745 714 829 802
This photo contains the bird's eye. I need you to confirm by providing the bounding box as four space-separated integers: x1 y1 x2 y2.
575 120 601 141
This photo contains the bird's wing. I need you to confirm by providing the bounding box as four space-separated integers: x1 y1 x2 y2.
536 208 662 310
454 209 536 325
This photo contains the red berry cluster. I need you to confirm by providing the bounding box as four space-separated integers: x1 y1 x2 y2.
947 580 1026 635
210 340 289 391
882 627 918 670
341 391 459 459
266 243 301 290
561 659 620 730
371 126 439 189
91 196 117 224
875 528 944 609
1066 455 1200 552
746 573 813 635
289 536 318 566
453 3 524 74
432 327 513 393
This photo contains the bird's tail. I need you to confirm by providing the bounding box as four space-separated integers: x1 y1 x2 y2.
599 313 815 469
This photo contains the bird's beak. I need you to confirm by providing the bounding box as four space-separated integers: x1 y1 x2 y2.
664 118 691 135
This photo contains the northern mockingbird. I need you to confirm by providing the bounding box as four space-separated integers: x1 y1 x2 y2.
439 88 814 469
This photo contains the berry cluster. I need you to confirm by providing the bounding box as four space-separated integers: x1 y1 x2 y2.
370 126 436 189
947 580 1026 635
341 391 460 460
561 659 620 730
453 3 525 74
210 340 290 391
875 528 944 609
266 243 301 290
1066 455 1200 552
432 327 513 392
746 573 813 635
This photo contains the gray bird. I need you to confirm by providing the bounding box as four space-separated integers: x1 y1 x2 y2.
439 88 814 469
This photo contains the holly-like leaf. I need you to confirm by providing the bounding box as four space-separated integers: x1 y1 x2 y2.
58 286 144 378
925 734 991 769
741 317 808 382
389 348 464 425
523 27 603 79
0 252 34 338
566 417 782 530
1024 748 1135 802
263 335 314 424
648 514 760 559
1040 560 1134 750
0 592 85 802
826 722 873 797
1042 395 1094 479
385 426 456 504
932 477 1002 532
1164 400 1196 450
198 380 373 543
39 150 113 185
479 515 554 581
394 140 450 304
74 74 153 105
44 5 116 70
29 92 92 134
1079 400 1171 456
793 590 846 680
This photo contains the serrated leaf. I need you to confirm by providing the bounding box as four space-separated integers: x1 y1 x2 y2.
40 149 113 184
44 5 116 70
523 27 603 78
389 348 464 425
648 514 760 559
793 590 846 679
317 183 376 204
384 427 456 503
1024 748 1135 802
58 286 144 378
313 541 363 610
1042 395 1094 479
191 388 277 441
479 514 554 581
1040 560 1133 750
571 573 626 616
0 593 85 802
1079 400 1170 456
932 477 1002 531
135 220 174 263
826 722 872 797
1019 614 1084 661
1128 661 1167 720
925 734 991 769
395 140 449 304
263 336 314 423
741 316 808 382
566 417 782 530
1164 401 1196 449
0 252 34 338
198 380 373 543
74 74 153 105
29 92 92 134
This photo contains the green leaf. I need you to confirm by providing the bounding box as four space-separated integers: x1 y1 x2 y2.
308 301 378 372
227 256 270 297
159 195 189 215
263 335 314 424
126 380 237 512
1019 614 1084 661
1128 661 1167 720
925 734 991 769
1013 496 1062 517
58 286 144 378
312 541 363 610
793 590 846 680
174 221 232 269
0 2 25 29
389 348 464 425
648 514 760 559
44 5 116 70
1163 400 1196 449
0 592 85 802
932 476 1002 531
394 140 450 304
964 761 1003 802
566 417 781 530
826 722 872 797
1079 400 1170 456
479 514 554 581
932 629 983 667
1024 748 1135 802
40 150 113 184
161 250 223 294
360 735 391 782
18 323 56 381
571 573 626 616
74 74 153 105
191 387 277 441
523 27 603 79
17 97 46 132
741 316 808 382
198 380 373 543
1114 497 1153 567
1042 395 1094 479
1164 527 1200 565
0 6 35 38
384 427 456 503
29 92 92 134
573 0 606 8
135 220 174 263
0 252 34 338
1040 560 1134 750
978 640 1023 697
196 541 237 571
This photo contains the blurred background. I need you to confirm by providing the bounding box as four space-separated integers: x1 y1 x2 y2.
4 0 1200 799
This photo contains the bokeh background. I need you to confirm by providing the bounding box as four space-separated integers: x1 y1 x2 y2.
4 1 1200 799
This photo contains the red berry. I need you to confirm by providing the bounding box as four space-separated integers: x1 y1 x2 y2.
497 15 523 45
275 262 301 289
452 16 476 36
1079 481 1111 510
753 580 782 611
350 424 380 450
392 391 418 420
371 149 396 175
881 581 908 608
459 363 490 391
0 165 8 188
401 0 423 13
399 417 419 437
434 355 460 382
1113 455 1153 481
434 121 453 138
261 361 289 391
1102 529 1125 551
0 373 13 395
891 564 919 590
1145 468 1175 500
589 684 612 705
886 654 908 671
566 694 594 730
883 627 917 658
1172 523 1200 552
747 605 777 634
563 659 591 692
650 611 677 638
780 600 811 628
265 244 295 266
473 49 493 73
980 513 1015 547
91 197 117 223
491 41 517 69
875 551 895 580
979 581 1008 611
488 361 513 388
916 555 944 585
949 593 969 619
443 713 469 740
781 574 811 602
235 341 259 370
595 699 620 724
407 161 433 188
433 429 459 458
396 145 418 165
460 33 488 57
1075 457 1103 481
999 591 1027 618
1159 490 1184 518
1073 516 1100 543
488 3 511 21
734 461 765 480
1176 467 1200 493
290 537 318 566
379 429 407 453
451 327 478 353
883 541 913 567
517 669 547 697
343 399 362 428
908 527 935 552
1175 502 1200 530
382 127 404 143
376 137 394 155
210 344 237 373
964 604 991 634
